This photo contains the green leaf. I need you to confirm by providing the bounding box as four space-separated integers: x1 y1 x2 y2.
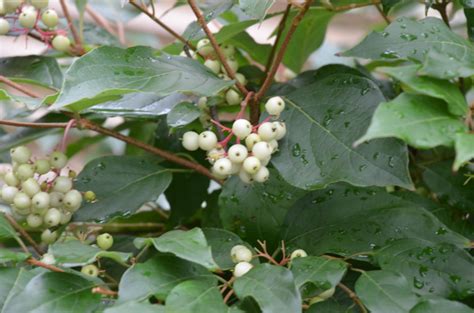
282 184 470 256
272 72 413 190
118 255 216 302
3 272 101 313
202 228 247 270
227 32 272 65
410 299 474 313
219 170 306 247
422 161 474 214
279 8 334 72
0 56 63 88
380 65 467 116
49 240 131 267
215 19 262 43
74 155 173 221
465 8 474 42
355 93 466 149
89 0 141 22
291 256 347 296
0 268 36 310
307 300 358 313
136 228 219 271
345 17 474 78
375 239 474 299
166 102 200 128
239 0 274 20
0 214 17 242
233 264 302 313
104 301 165 313
165 280 227 313
51 46 233 111
0 249 30 264
454 133 474 171
355 270 418 313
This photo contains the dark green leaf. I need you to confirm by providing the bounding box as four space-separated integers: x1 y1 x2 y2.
227 32 272 65
239 0 274 20
465 8 474 42
233 264 302 313
166 102 200 127
215 19 261 43
0 56 63 88
165 280 227 313
0 249 30 264
104 301 165 313
272 73 413 190
355 94 466 149
410 299 474 313
454 133 474 171
0 268 36 310
118 255 216 302
74 155 172 221
0 214 17 242
202 228 247 270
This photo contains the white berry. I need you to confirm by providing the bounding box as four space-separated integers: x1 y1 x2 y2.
198 131 218 151
230 245 253 263
221 57 239 73
265 96 285 115
252 166 270 183
0 18 10 35
197 39 214 57
230 162 241 174
207 147 225 164
238 169 253 184
97 233 114 250
49 192 64 208
31 191 49 210
52 35 71 52
27 214 43 228
245 133 261 150
182 131 200 151
19 10 37 28
15 164 35 181
257 122 277 141
41 229 58 244
21 178 40 197
273 122 286 140
35 159 51 175
268 139 279 153
1 185 18 204
13 192 31 210
235 73 247 85
232 119 252 139
225 89 242 106
52 176 72 193
63 189 82 212
44 208 61 227
10 146 31 164
228 144 248 163
41 9 58 28
252 142 272 161
234 261 253 277
49 151 68 169
204 59 220 74
243 156 261 175
213 158 232 176
290 249 308 259
59 210 72 224
4 172 19 186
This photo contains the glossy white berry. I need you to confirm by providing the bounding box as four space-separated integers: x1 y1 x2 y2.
204 59 220 74
41 9 58 28
32 191 49 212
31 0 49 9
4 172 19 186
197 39 214 57
257 122 277 141
234 261 253 277
63 189 82 212
243 156 261 175
252 142 272 161
27 214 43 228
81 264 99 277
41 253 56 265
19 10 37 28
97 233 114 250
260 155 271 166
228 144 248 163
207 147 225 164
10 146 31 164
238 169 254 184
198 131 218 151
13 192 31 210
1 185 18 204
265 96 285 115
252 166 270 183
273 122 286 140
49 192 64 208
52 176 72 193
230 162 241 175
211 168 228 180
213 158 232 176
232 119 252 139
182 131 200 151
290 249 308 259
230 245 253 263
44 208 61 227
235 73 247 86
59 210 72 224
21 178 40 197
16 164 35 181
245 133 261 150
0 18 10 35
221 44 235 57
41 229 58 244
52 35 71 52
35 159 51 175
268 139 279 153
49 151 68 169
225 89 242 106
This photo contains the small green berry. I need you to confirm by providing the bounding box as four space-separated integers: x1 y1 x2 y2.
49 151 68 169
96 233 113 250
81 264 99 277
84 191 96 202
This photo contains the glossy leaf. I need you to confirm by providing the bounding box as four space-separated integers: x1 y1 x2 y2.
51 46 233 111
0 56 63 88
355 270 418 313
355 93 466 149
165 280 227 313
239 0 274 20
272 73 413 190
0 268 36 310
233 264 302 313
380 65 467 116
0 249 30 264
0 215 17 242
202 228 247 270
136 228 219 271
166 102 200 128
118 255 216 302
74 155 172 221
454 133 474 171
410 299 474 313
104 301 165 313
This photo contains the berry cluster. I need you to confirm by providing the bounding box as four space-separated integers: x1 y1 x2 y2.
0 146 95 244
182 96 286 183
0 0 71 52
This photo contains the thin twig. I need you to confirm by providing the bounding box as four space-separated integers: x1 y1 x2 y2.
338 283 368 313
329 0 381 11
85 5 118 38
187 0 249 96
254 0 313 103
3 213 43 255
432 1 450 28
0 75 43 98
375 4 391 24
27 258 64 272
92 287 118 296
223 289 234 304
59 0 85 54
129 0 195 49
14 237 30 254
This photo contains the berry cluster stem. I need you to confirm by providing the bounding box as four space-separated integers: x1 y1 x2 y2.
3 213 43 255
59 0 84 54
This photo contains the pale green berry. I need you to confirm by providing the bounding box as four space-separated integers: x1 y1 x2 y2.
4 0 23 13
234 261 253 277
245 133 261 151
0 18 10 35
21 178 40 197
230 162 241 175
204 59 220 74
182 131 200 151
230 245 253 263
268 139 279 153
19 10 37 28
235 73 247 85
59 210 72 224
221 57 238 73
273 122 286 140
35 159 50 175
243 156 261 175
84 191 96 202
41 229 58 244
49 192 64 208
1 185 18 204
31 0 49 9
13 192 31 210
51 35 71 52
225 89 242 106
32 191 50 211
81 264 99 277
238 168 253 184
290 249 307 259
265 96 285 115
52 176 72 193
213 158 232 176
27 214 43 228
10 146 31 164
63 189 82 212
16 164 35 181
4 172 20 186
207 147 225 165
96 233 113 250
252 142 272 161
197 39 214 57
44 208 61 227
13 204 30 216
252 166 270 183
49 151 68 169
221 44 235 57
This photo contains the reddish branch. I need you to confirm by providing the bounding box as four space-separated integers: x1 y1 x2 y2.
27 258 64 272
0 75 43 98
3 213 43 255
92 287 118 296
